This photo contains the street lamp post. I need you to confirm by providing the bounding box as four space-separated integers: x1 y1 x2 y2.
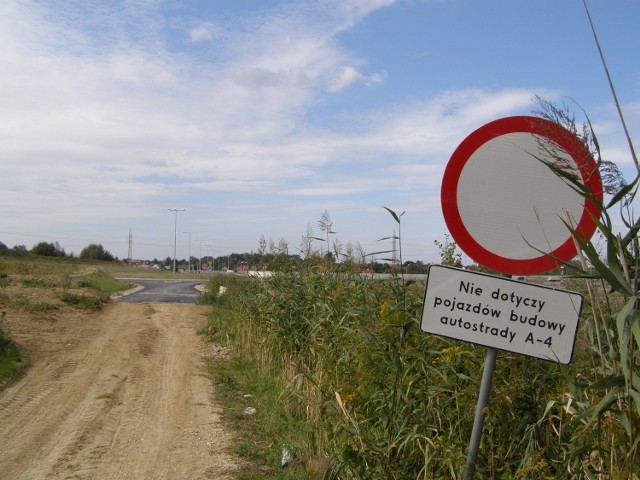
183 231 198 273
167 208 185 273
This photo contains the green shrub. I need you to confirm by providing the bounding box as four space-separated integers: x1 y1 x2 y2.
198 274 250 306
21 278 56 288
196 289 220 306
58 292 103 310
30 241 66 257
79 243 114 261
0 324 22 389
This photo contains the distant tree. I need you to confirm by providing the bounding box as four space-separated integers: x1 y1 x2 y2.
30 241 51 256
12 245 27 256
466 263 497 275
0 241 8 253
434 234 463 268
298 224 315 259
31 241 65 257
405 260 430 274
54 241 65 257
371 262 385 273
79 243 114 261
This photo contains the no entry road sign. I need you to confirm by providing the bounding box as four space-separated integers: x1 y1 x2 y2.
441 116 603 275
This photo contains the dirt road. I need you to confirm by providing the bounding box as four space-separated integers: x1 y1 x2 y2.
0 302 240 480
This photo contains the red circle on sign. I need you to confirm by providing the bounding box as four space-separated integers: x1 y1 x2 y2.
441 116 603 275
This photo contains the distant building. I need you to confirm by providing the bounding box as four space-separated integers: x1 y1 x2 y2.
128 259 149 267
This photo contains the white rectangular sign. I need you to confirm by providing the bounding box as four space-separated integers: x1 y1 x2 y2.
421 265 583 364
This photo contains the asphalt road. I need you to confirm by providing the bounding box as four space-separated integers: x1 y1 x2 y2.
116 279 204 304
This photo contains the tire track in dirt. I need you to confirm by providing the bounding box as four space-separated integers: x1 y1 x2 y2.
0 302 242 480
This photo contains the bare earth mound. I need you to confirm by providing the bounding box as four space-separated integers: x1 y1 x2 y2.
0 302 241 479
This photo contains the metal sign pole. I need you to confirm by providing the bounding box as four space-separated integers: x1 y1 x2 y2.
463 346 497 479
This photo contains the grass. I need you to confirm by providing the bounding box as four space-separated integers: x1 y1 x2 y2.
0 258 81 276
75 269 133 296
106 263 214 280
58 292 104 311
202 275 327 479
0 318 23 390
210 353 319 479
21 278 57 288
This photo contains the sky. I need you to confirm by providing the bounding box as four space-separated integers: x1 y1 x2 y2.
1 0 639 264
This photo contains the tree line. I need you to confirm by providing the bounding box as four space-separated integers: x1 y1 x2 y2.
0 241 115 261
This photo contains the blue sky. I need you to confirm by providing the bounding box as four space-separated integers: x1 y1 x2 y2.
1 0 638 263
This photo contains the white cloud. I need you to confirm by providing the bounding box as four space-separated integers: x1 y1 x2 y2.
328 66 363 91
327 65 386 91
188 25 214 42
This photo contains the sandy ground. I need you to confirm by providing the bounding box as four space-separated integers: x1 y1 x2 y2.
0 301 241 480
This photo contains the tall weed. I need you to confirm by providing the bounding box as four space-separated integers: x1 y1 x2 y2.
529 74 640 476
205 267 579 478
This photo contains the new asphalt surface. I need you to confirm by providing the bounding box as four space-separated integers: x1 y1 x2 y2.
116 279 204 304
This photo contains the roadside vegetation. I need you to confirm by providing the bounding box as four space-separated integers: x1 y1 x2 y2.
201 243 561 478
0 312 23 389
201 218 637 479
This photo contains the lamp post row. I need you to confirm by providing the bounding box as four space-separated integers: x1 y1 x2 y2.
168 209 216 274
167 208 185 273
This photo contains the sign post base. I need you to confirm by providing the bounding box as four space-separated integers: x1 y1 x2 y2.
464 347 497 479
